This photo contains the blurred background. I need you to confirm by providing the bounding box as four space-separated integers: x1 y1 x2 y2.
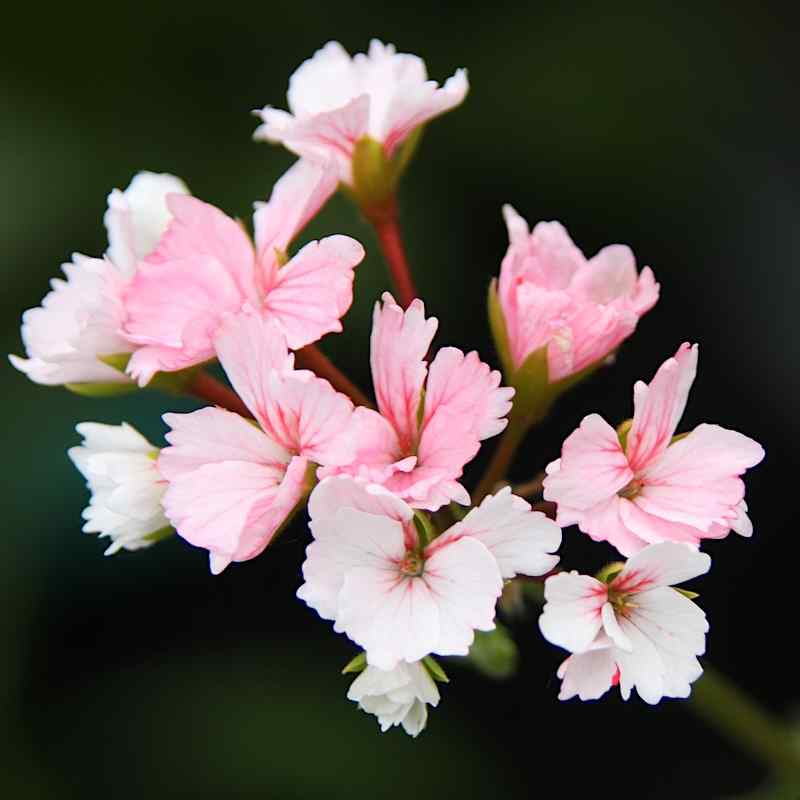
3 1 798 797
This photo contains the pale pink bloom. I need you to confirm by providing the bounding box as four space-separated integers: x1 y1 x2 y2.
298 476 560 669
539 542 710 704
543 343 764 556
10 172 188 386
498 205 659 380
122 159 363 386
158 313 355 574
253 40 468 185
347 660 440 737
322 293 514 510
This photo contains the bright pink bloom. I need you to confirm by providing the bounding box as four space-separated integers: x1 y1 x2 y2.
322 293 514 510
158 313 355 573
253 40 468 185
543 344 764 556
498 206 659 380
122 159 364 385
539 542 710 704
298 477 560 669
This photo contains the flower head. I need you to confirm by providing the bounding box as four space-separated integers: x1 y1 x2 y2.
543 343 764 556
10 172 187 387
539 542 710 704
322 293 514 510
253 40 468 186
347 660 440 737
298 477 560 669
158 313 355 573
68 422 170 554
495 206 659 382
121 159 363 386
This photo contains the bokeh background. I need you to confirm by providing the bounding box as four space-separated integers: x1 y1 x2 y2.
3 1 798 797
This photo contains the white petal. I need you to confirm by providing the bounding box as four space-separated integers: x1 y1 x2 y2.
539 572 606 654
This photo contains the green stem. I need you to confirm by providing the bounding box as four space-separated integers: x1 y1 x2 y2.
472 415 531 503
688 664 800 780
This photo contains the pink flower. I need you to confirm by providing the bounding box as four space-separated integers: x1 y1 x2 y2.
121 159 364 386
543 343 765 556
322 293 514 510
10 172 188 386
539 542 710 704
158 313 356 574
253 40 468 185
298 477 561 670
497 205 659 381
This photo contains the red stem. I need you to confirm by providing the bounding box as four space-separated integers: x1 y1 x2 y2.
367 198 418 309
188 371 253 418
295 344 373 408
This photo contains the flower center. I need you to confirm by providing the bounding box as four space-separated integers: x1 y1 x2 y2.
399 551 425 577
618 478 643 500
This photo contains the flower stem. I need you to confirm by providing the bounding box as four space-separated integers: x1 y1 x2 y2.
472 416 530 503
187 371 253 418
365 196 418 309
512 470 546 499
295 344 373 408
688 664 800 780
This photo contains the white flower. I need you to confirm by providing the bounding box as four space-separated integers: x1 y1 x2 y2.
9 172 188 386
68 422 170 554
347 661 440 737
297 477 560 670
254 39 468 185
538 542 710 704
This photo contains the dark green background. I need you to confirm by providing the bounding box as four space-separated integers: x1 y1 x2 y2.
3 2 797 797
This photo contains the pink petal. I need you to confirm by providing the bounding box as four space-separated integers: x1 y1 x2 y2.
440 486 561 579
159 406 290 482
213 311 294 424
625 343 698 471
326 406 404 481
421 536 503 656
573 495 651 557
262 235 364 350
612 541 711 594
308 475 414 525
636 423 764 532
298 505 408 623
570 244 638 305
370 293 438 453
543 414 633 510
538 571 607 653
557 647 618 701
617 498 706 551
145 194 257 302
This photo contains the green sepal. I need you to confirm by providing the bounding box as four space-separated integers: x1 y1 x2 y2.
341 652 367 675
465 624 519 680
422 655 449 684
413 511 437 547
388 126 424 185
616 418 633 451
99 352 133 373
65 381 137 398
596 561 626 584
351 136 393 212
675 587 699 600
448 502 468 522
487 279 514 378
274 247 289 267
142 526 176 545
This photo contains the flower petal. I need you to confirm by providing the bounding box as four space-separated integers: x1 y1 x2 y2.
538 571 607 654
611 541 711 593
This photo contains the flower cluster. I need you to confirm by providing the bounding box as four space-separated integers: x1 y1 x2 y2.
12 38 763 737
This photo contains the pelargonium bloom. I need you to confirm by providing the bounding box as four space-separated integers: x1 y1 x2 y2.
253 40 468 186
298 477 561 670
322 293 514 510
543 343 764 556
158 313 355 574
122 158 364 386
539 542 710 704
10 172 188 386
496 205 659 382
347 660 439 737
68 422 170 554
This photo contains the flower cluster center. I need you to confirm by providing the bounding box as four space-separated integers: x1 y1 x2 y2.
618 478 643 500
399 550 425 577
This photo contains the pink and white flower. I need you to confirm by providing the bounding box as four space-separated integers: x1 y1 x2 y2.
543 343 764 556
322 293 514 510
10 172 188 386
497 205 659 381
68 422 170 554
121 158 363 386
298 477 560 670
539 542 710 704
253 40 468 185
158 313 355 574
347 660 440 737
